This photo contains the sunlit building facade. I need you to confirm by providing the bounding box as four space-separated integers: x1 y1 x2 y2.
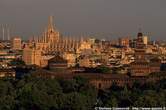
12 37 22 50
32 16 86 54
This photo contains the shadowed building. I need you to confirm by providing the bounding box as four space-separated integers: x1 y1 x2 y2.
150 57 161 73
48 55 68 72
31 69 166 90
0 69 15 78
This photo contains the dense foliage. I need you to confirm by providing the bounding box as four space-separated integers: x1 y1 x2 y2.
84 66 111 73
9 59 25 66
0 75 166 109
97 80 166 107
0 75 97 110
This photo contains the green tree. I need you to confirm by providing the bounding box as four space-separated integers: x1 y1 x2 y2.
105 96 118 107
97 66 111 73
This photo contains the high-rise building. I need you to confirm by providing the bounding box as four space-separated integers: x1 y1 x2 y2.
143 36 148 45
12 37 22 50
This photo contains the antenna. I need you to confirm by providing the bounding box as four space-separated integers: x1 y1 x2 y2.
7 27 10 41
0 24 2 40
138 24 142 32
138 27 142 33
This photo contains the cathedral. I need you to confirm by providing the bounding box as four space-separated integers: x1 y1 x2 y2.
31 16 84 54
23 16 93 67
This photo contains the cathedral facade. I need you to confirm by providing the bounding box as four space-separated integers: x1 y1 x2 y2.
23 16 93 67
32 16 83 54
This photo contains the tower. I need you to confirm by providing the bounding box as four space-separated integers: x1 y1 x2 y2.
135 32 146 60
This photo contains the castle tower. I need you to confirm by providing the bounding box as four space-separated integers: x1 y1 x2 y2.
135 31 146 60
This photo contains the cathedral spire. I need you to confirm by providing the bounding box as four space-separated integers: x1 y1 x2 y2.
48 16 55 32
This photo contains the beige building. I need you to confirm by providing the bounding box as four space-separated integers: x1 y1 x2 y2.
12 37 22 50
79 56 97 68
79 58 91 67
40 55 54 67
63 52 76 67
79 40 92 50
23 47 42 66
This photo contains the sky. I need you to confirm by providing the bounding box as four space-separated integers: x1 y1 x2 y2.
0 0 166 40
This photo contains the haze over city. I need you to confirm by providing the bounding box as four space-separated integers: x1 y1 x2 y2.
1 0 166 109
1 0 166 40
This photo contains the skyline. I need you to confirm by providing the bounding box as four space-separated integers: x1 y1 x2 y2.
0 0 166 40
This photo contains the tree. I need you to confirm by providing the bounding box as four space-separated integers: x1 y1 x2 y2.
105 96 118 107
0 80 15 110
10 59 25 66
97 66 111 73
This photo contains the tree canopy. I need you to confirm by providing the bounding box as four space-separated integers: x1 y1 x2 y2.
0 75 97 110
0 74 166 109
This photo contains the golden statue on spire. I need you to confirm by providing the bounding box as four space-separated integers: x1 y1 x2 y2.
48 16 55 33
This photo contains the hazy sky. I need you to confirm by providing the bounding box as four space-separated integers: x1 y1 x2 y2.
0 0 166 40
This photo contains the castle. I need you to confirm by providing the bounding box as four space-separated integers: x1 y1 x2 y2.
130 32 161 76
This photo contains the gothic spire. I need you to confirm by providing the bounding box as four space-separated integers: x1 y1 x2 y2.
48 16 55 32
